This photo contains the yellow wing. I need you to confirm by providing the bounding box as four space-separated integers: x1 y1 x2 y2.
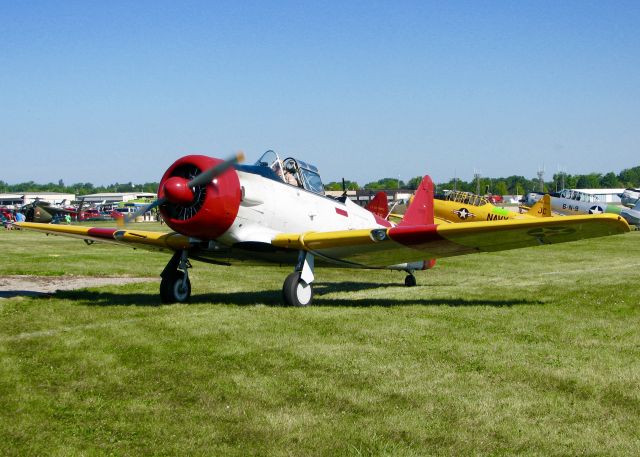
15 222 190 252
272 214 630 268
17 214 630 270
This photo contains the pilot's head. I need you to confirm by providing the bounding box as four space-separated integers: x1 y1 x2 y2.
272 162 283 176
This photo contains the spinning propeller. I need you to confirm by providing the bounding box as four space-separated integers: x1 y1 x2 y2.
118 151 245 227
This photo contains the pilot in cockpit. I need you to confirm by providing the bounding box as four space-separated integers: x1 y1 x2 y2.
284 169 299 186
272 160 300 187
272 161 284 179
283 161 301 187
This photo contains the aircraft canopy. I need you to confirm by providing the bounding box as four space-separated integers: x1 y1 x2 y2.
559 189 599 202
254 150 324 195
439 190 489 207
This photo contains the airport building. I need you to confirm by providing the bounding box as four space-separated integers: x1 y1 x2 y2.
80 192 157 204
0 192 76 208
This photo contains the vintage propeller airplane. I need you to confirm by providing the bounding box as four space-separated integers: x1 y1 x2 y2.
20 199 79 223
433 190 552 223
16 150 630 306
364 189 551 224
523 189 640 226
619 188 640 208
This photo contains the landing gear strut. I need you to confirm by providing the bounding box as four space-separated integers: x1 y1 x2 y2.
160 250 192 303
282 251 315 306
404 271 417 287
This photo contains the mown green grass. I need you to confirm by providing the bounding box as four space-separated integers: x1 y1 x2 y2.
1 225 639 456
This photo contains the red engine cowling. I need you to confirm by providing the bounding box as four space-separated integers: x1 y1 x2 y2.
158 155 242 240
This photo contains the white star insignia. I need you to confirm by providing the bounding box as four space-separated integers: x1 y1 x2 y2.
453 208 475 220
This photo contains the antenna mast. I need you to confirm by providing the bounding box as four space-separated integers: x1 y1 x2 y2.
473 169 482 195
537 165 545 192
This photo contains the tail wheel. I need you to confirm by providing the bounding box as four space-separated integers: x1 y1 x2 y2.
282 272 313 307
160 271 191 303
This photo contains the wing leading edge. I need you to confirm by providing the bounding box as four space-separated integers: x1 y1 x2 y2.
271 214 630 268
15 222 191 251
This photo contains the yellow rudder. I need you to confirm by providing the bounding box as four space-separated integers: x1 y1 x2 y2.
527 194 552 218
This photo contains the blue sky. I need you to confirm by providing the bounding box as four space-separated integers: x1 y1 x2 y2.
1 1 638 186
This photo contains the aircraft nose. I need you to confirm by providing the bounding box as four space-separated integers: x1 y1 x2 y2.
158 154 243 240
163 176 194 206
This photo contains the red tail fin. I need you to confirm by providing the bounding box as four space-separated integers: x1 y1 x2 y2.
400 176 436 269
399 176 434 226
366 191 389 219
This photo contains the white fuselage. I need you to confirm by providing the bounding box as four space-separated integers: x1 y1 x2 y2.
217 171 385 245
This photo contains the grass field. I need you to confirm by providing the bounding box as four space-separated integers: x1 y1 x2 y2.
1 224 639 456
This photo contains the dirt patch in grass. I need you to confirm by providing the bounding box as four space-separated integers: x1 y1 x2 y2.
0 275 157 299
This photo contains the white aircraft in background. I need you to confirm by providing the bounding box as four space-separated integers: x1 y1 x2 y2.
619 188 640 208
523 189 640 226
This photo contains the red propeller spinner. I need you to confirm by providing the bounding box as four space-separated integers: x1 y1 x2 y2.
157 154 243 240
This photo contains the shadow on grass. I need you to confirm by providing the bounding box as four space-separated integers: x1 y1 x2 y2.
48 281 542 308
50 289 161 307
0 290 54 299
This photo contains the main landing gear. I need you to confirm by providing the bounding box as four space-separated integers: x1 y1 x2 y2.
404 270 417 287
160 250 192 303
158 249 415 306
282 251 315 306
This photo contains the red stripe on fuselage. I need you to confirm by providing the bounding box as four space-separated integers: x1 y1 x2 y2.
373 213 392 228
335 208 348 217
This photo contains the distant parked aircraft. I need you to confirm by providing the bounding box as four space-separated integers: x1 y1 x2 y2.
20 200 78 223
619 188 640 208
433 190 552 223
522 189 640 226
370 190 552 225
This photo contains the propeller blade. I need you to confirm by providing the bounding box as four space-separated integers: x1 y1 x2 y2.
187 151 245 188
118 151 244 227
120 198 166 227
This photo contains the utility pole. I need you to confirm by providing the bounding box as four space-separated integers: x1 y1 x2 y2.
537 165 545 192
557 164 566 190
474 169 482 195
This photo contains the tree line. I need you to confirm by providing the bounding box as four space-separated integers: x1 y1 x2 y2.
1 165 639 196
325 165 640 195
0 179 159 195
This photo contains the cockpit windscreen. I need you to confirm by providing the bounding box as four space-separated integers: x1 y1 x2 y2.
255 150 281 170
253 151 324 195
300 168 324 194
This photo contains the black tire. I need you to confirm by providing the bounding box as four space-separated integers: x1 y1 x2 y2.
160 271 191 303
282 272 313 307
404 274 417 287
